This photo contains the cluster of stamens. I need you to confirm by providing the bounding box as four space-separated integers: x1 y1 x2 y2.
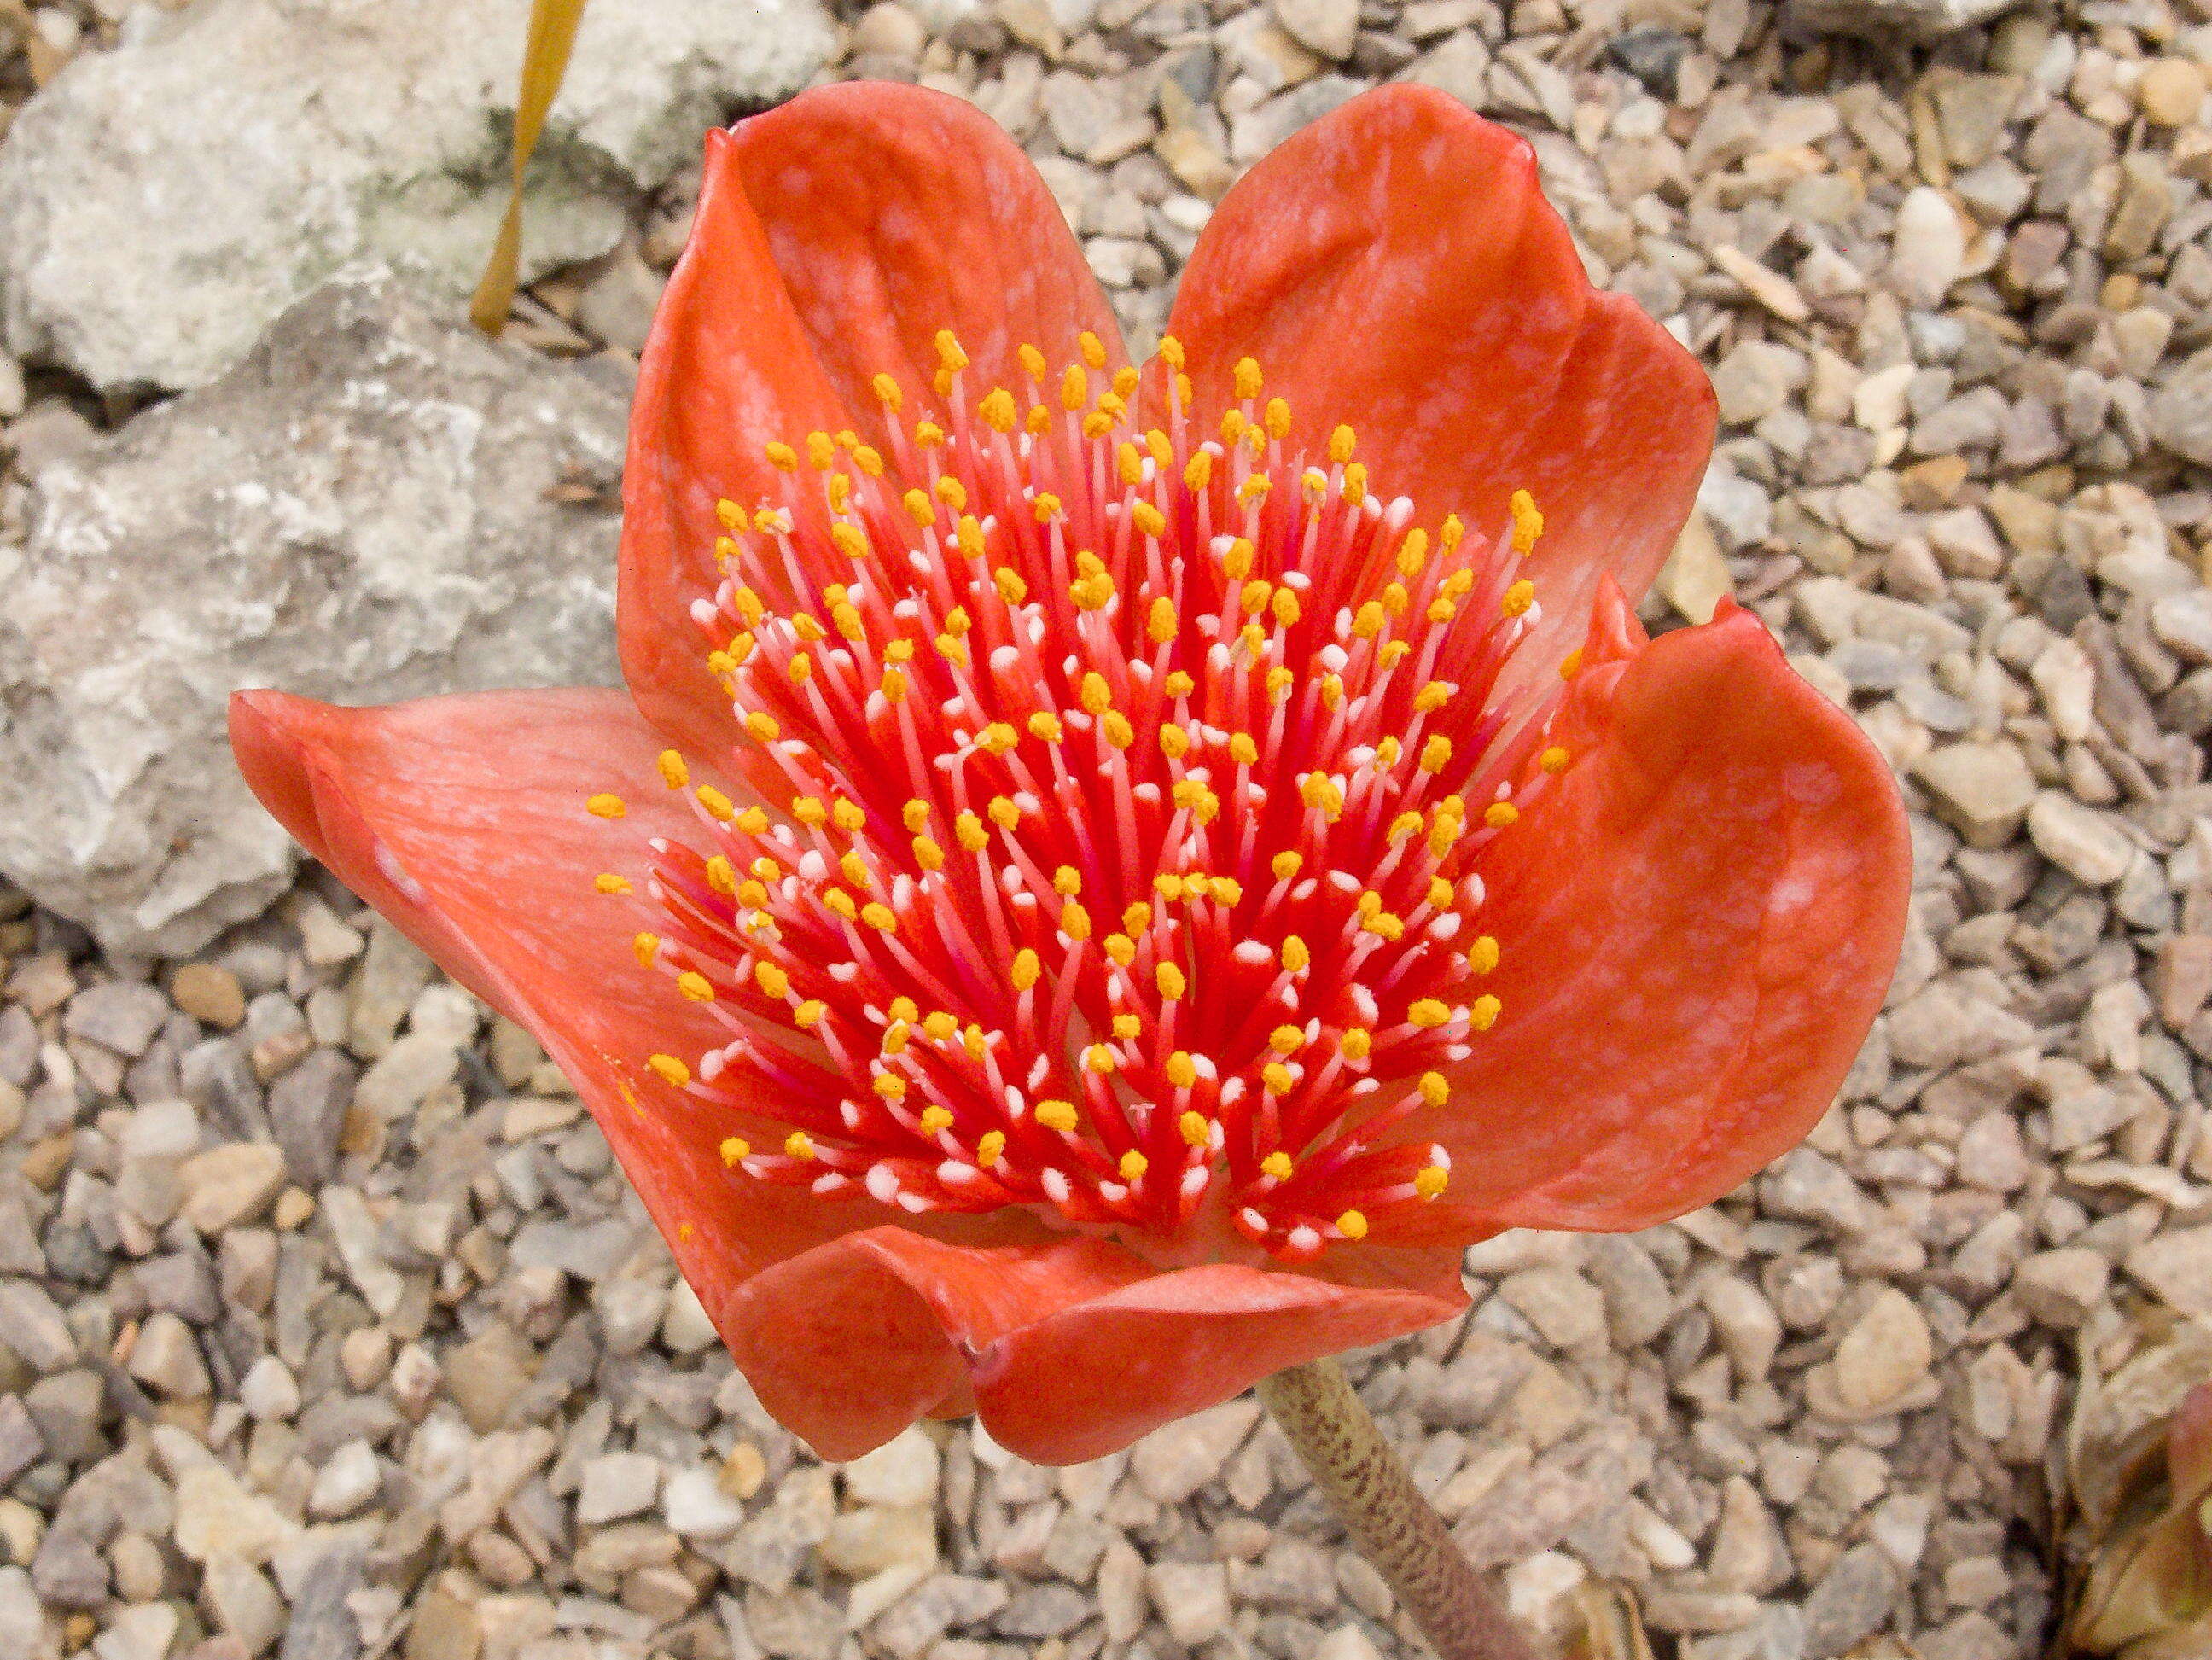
588 330 1575 1263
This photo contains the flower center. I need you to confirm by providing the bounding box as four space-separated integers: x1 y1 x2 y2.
591 331 1574 1262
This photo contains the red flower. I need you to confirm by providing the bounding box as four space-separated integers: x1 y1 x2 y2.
232 83 1910 1464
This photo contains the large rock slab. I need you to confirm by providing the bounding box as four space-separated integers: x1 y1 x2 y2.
0 0 830 392
0 267 626 958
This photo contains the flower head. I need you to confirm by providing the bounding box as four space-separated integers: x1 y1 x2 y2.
231 83 1910 1464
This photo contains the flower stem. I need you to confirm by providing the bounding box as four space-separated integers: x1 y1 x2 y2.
1257 1359 1541 1660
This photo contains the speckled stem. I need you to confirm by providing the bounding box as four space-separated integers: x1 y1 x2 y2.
1258 1360 1540 1660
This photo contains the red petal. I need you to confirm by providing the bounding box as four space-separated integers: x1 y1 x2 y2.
1429 598 1910 1230
725 1227 1465 1463
1165 85 1714 691
727 83 1126 434
229 687 855 1297
620 126 854 768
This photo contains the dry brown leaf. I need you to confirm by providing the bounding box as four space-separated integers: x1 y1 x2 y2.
469 0 590 336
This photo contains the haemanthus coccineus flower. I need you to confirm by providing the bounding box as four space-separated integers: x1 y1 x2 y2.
231 82 1911 1465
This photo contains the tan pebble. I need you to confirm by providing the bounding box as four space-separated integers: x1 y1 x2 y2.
171 962 247 1028
2139 59 2207 127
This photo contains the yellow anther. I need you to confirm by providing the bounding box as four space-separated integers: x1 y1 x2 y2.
1271 851 1303 882
1268 1025 1304 1057
1324 424 1357 466
1426 877 1453 911
1034 1098 1079 1133
793 1000 825 1031
702 856 736 896
1157 1052 1195 1092
1397 527 1429 579
832 798 867 834
1262 1062 1295 1095
1183 451 1213 491
1017 343 1048 379
1077 330 1108 370
1414 682 1453 716
995 568 1030 608
1060 364 1088 411
646 1054 690 1087
902 488 934 527
764 440 799 471
1117 1149 1148 1182
1501 580 1536 619
975 1129 1006 1168
783 1131 814 1161
888 997 918 1025
1419 736 1452 774
595 873 632 895
1485 801 1520 829
1408 999 1450 1028
853 444 885 477
1470 994 1501 1031
861 902 897 932
1510 488 1544 554
1261 1151 1295 1180
1233 357 1263 399
719 1136 750 1167
678 971 716 1004
933 329 969 373
1272 588 1301 628
1155 872 1185 904
1086 1045 1116 1075
1111 365 1139 399
1027 404 1051 434
1049 865 1082 899
1221 408 1247 444
1144 596 1179 645
823 889 858 922
902 799 931 833
1264 397 1292 440
1128 500 1164 538
1124 902 1153 935
913 1104 952 1137
715 498 746 531
1388 812 1423 845
1103 933 1136 968
987 796 1020 831
803 431 835 469
587 793 626 820
978 722 1019 757
791 795 827 827
980 388 1017 433
1156 961 1187 1000
936 632 969 668
934 475 969 513
1178 1110 1211 1149
1414 1165 1450 1200
742 708 781 743
1342 462 1367 505
1336 1210 1370 1241
743 958 785 1001
869 372 905 412
1415 1071 1452 1110
1060 900 1092 941
1239 578 1271 618
873 1073 907 1101
1237 475 1272 505
1341 1028 1371 1061
955 812 988 853
1159 724 1190 761
830 522 868 560
736 880 768 910
1165 670 1196 699
922 1011 958 1042
1353 601 1386 640
632 933 660 966
1027 711 1063 743
1116 440 1144 486
1010 949 1041 993
788 653 813 685
955 515 987 561
1540 746 1570 773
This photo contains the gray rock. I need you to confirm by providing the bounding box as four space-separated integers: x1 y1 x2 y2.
62 981 172 1057
2151 348 2212 468
0 269 625 957
267 1048 358 1189
1786 0 2020 42
2027 792 2137 887
0 0 831 392
1912 743 2036 850
1802 1543 1900 1657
